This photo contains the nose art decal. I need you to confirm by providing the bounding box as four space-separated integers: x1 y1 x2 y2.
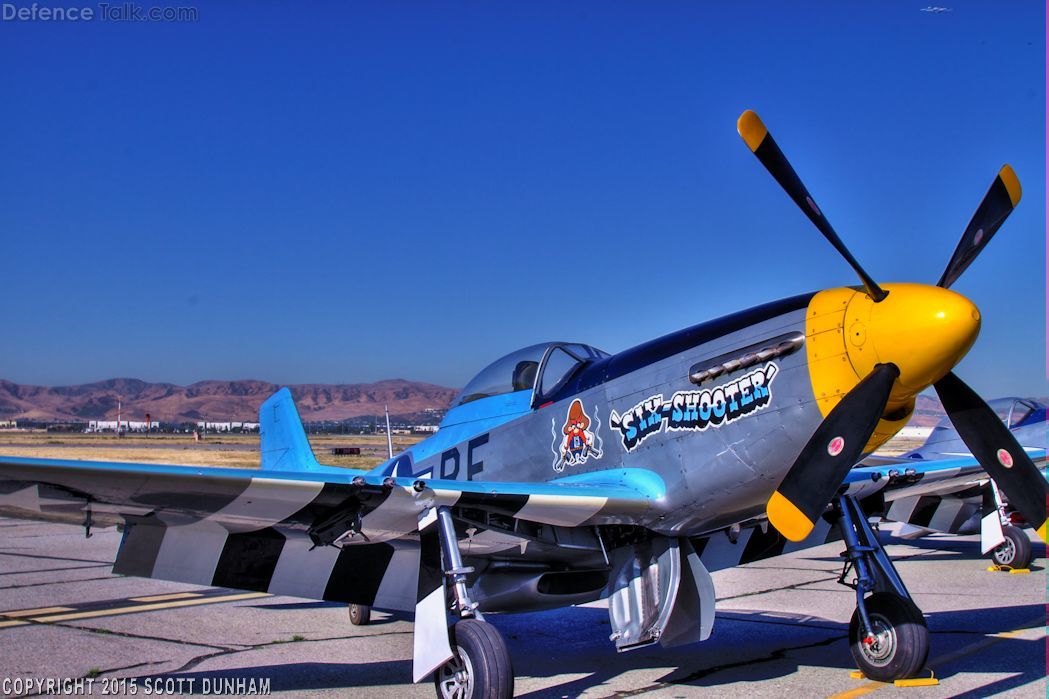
610 362 780 452
551 400 604 472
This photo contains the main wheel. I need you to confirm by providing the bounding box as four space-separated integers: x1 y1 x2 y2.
848 592 929 682
989 525 1032 569
433 619 513 699
348 603 371 626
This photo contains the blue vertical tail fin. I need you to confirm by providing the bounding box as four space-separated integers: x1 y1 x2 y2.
259 388 322 472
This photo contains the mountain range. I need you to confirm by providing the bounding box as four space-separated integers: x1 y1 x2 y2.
0 378 1029 427
0 378 458 423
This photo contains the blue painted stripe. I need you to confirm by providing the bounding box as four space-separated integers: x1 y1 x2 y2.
0 456 662 502
438 390 533 429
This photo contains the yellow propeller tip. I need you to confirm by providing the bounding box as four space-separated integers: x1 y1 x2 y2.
737 110 768 153
998 164 1021 207
767 490 815 542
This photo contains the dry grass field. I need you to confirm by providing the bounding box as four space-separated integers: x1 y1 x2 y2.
0 428 926 472
0 432 427 471
874 433 926 456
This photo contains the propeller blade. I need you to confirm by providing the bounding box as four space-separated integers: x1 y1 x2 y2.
933 372 1047 541
737 110 887 302
768 363 899 541
936 165 1021 289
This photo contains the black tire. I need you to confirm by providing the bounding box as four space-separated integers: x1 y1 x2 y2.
348 603 371 626
848 592 929 682
989 525 1032 569
433 619 514 699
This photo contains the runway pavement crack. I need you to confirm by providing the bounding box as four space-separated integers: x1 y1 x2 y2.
161 629 416 676
0 574 115 590
161 648 245 676
0 563 111 577
1 533 105 540
297 630 415 643
715 573 840 601
720 613 844 632
0 550 113 564
30 620 239 652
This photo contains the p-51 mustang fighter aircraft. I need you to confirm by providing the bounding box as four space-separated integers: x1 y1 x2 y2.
2 111 1046 698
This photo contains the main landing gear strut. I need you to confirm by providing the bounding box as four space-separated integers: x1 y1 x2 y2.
834 494 929 682
432 507 514 699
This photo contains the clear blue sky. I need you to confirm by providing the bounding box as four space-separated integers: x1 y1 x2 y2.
1 2 1044 398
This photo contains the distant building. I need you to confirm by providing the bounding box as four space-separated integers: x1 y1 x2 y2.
896 426 933 440
87 420 154 432
413 425 439 433
0 420 17 429
196 421 260 433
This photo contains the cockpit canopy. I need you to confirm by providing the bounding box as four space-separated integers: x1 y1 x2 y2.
989 397 1046 429
931 397 1046 431
452 342 610 408
926 397 1046 446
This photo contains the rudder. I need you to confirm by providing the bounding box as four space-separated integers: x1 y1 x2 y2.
259 388 321 472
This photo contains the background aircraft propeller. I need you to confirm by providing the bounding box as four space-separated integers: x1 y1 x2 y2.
768 363 899 541
737 110 1045 543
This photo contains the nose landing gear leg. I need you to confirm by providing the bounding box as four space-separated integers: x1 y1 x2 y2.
834 494 929 682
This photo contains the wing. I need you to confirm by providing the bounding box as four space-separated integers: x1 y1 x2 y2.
0 455 661 610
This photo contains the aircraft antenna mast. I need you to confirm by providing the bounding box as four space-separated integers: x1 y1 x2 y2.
385 405 394 458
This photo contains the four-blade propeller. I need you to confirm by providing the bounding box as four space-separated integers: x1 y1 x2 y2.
737 110 1045 542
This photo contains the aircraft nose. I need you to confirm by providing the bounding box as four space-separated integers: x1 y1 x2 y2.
844 283 981 395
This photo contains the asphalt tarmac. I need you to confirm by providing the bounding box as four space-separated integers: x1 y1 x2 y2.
0 518 1044 698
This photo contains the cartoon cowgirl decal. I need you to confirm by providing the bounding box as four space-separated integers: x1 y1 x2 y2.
554 399 603 471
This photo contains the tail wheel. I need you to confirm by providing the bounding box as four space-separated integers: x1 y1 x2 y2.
990 525 1033 569
434 619 513 699
848 592 929 682
348 603 371 626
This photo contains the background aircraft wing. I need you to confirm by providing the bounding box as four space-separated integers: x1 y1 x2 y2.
854 454 919 469
845 448 1047 536
0 456 661 610
848 448 1046 497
